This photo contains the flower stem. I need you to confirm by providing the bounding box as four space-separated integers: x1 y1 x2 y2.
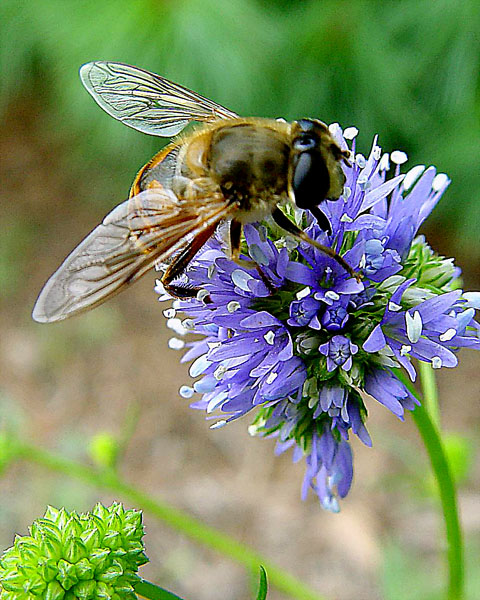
418 360 441 427
12 441 324 600
396 369 464 600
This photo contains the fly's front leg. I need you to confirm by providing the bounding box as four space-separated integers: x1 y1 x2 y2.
172 176 220 201
271 208 363 282
229 219 275 293
229 220 254 267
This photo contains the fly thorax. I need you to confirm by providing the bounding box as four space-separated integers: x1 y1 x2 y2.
208 124 290 207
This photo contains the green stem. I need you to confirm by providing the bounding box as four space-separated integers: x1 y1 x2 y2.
418 360 441 427
12 441 324 600
396 369 464 600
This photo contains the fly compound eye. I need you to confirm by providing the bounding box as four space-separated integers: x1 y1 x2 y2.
293 134 317 152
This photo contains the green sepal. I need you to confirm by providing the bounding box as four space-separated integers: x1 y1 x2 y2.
38 557 58 582
80 527 101 550
55 509 70 535
123 511 142 532
92 504 108 521
125 541 145 557
102 531 121 551
75 557 95 581
93 581 111 599
63 516 83 541
0 569 24 592
72 579 96 600
44 580 66 600
40 533 63 562
63 536 88 563
43 506 61 522
97 560 123 583
30 519 61 543
56 559 79 590
112 581 135 595
88 548 110 571
21 570 46 595
16 538 39 564
123 571 141 585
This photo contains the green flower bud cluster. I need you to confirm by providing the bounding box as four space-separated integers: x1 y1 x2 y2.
0 503 148 600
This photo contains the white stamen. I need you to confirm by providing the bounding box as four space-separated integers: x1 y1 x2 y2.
464 292 480 309
439 328 456 342
155 279 171 301
373 145 382 160
196 289 209 302
359 254 367 269
343 126 358 140
432 356 443 369
163 308 176 318
207 342 221 351
214 365 228 380
181 318 195 330
210 420 227 429
179 385 194 399
340 213 354 223
391 150 408 165
378 153 390 171
168 337 185 350
231 269 254 291
227 301 241 313
249 243 269 266
355 153 366 168
403 165 425 190
167 318 188 336
263 330 275 345
266 371 278 384
400 344 412 356
172 299 183 309
207 264 216 279
299 337 320 350
432 173 449 192
296 286 311 300
342 186 352 200
405 311 423 343
189 354 211 377
325 290 340 301
358 177 371 191
388 301 402 312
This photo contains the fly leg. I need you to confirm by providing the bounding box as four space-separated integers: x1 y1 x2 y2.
161 222 218 299
271 207 363 282
229 219 276 294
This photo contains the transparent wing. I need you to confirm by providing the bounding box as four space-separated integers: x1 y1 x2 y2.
80 61 239 137
32 188 234 323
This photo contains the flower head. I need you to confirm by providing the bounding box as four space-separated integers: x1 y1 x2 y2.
159 125 480 511
0 503 147 599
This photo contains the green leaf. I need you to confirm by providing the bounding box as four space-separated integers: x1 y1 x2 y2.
255 566 268 600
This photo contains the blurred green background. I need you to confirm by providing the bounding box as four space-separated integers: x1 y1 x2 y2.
1 2 479 600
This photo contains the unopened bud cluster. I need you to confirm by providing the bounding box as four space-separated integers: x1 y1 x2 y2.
0 503 148 600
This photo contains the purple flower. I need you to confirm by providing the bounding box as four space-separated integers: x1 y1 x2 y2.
319 335 358 372
159 124 480 511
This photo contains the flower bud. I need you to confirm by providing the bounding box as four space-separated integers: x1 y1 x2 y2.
0 503 148 599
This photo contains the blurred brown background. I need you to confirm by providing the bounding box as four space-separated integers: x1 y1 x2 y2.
1 1 480 599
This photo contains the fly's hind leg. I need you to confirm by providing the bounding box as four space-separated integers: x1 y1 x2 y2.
271 208 363 282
